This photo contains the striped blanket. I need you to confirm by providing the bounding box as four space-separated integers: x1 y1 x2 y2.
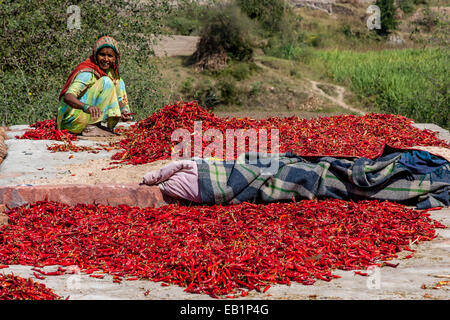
196 148 450 209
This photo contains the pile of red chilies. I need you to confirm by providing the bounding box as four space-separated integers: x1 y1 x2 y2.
16 101 449 163
0 273 61 300
17 118 77 141
16 119 116 153
111 101 450 165
0 199 444 297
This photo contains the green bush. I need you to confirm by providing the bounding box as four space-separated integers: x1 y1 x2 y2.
219 61 258 81
217 78 241 106
307 34 325 48
164 0 216 36
193 79 221 109
180 77 195 95
265 37 314 63
398 0 416 14
375 0 399 35
193 3 257 64
249 81 262 96
166 17 203 36
0 0 172 125
340 23 366 39
413 6 441 32
179 76 242 109
180 78 220 110
237 0 289 33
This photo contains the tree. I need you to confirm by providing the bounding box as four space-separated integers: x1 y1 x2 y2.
0 0 172 124
237 0 288 33
375 0 399 35
192 4 256 71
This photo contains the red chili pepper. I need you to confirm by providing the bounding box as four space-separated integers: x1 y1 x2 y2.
17 118 77 141
383 262 400 268
0 199 444 298
0 273 61 300
33 272 46 280
23 102 448 165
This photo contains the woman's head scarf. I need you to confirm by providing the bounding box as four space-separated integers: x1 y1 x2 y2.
59 35 121 101
92 35 121 77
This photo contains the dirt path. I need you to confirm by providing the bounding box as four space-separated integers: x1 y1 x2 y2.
154 35 366 117
309 79 366 115
153 35 200 57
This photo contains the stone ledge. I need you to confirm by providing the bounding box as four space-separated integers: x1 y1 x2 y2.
0 126 8 164
0 184 168 209
0 204 7 226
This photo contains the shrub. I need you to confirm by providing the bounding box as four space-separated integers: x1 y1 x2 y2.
249 81 262 96
166 17 203 36
219 61 259 81
179 76 242 109
0 0 172 125
237 0 289 33
375 0 399 35
164 0 215 36
340 23 366 39
191 3 257 71
180 78 220 110
193 79 222 109
180 77 195 95
217 77 241 106
265 37 314 63
307 34 325 48
398 0 415 14
414 7 440 32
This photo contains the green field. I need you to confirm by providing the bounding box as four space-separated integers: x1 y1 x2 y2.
310 48 449 128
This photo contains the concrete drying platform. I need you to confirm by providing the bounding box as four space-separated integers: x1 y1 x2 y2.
0 123 169 208
0 184 166 209
0 122 449 300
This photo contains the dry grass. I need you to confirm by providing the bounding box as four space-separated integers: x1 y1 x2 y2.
154 54 355 116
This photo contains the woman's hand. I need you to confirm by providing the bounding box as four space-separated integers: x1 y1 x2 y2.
64 93 101 119
121 112 133 122
86 106 102 119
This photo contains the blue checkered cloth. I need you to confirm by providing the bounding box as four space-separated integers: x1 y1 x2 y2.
195 149 450 209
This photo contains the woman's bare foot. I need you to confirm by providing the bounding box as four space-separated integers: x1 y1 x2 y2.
81 124 116 137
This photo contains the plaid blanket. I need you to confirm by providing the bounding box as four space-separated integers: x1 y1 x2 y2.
196 149 450 209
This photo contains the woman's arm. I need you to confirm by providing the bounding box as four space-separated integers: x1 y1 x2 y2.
63 71 101 119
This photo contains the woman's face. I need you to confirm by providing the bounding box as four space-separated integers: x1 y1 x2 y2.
96 47 116 71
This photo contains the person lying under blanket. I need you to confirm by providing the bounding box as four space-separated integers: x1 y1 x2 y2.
142 146 450 209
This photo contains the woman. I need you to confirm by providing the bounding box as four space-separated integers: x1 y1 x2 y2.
57 35 132 136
